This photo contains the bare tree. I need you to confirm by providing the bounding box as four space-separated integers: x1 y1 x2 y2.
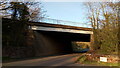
1 1 46 47
0 1 46 21
85 2 119 55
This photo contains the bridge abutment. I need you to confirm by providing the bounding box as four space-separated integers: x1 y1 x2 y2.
90 34 94 51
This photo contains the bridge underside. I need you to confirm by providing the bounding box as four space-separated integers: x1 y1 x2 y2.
33 30 90 57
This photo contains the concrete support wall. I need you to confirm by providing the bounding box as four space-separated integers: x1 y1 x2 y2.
90 34 94 51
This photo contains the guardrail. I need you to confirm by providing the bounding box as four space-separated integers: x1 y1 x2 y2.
31 17 89 27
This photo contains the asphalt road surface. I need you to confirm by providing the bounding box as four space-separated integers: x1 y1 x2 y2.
3 53 85 66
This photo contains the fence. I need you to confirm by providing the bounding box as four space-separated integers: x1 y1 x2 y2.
31 17 89 27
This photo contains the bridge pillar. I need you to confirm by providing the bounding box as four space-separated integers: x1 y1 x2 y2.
90 34 94 51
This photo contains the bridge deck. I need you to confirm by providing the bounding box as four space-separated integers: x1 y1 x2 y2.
29 21 92 31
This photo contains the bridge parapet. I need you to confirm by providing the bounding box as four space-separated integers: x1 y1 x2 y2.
31 26 93 34
30 17 89 27
29 19 93 34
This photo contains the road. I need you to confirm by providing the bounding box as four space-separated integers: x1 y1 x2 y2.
3 53 85 66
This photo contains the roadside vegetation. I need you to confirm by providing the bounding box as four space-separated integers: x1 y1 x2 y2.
1 1 45 47
85 2 119 55
76 2 119 66
1 1 46 61
76 54 119 66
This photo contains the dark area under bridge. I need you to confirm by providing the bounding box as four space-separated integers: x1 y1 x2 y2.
33 30 91 57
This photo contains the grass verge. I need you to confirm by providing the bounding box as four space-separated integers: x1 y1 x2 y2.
76 55 119 67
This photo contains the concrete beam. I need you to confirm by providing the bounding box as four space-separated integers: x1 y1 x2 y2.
31 26 93 34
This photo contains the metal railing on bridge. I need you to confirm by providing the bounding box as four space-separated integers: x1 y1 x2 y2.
31 17 89 27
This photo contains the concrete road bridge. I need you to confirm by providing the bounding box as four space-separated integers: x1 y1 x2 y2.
3 18 93 57
28 18 93 56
